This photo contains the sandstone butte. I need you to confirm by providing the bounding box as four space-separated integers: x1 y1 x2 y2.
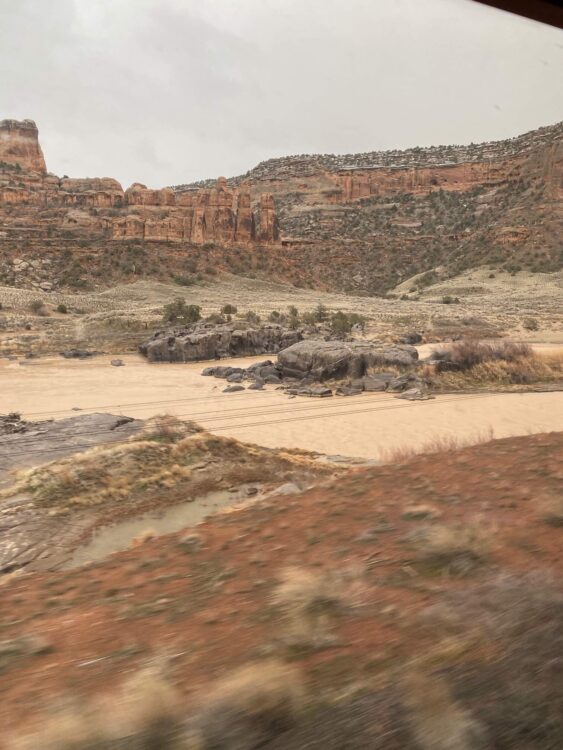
0 119 279 246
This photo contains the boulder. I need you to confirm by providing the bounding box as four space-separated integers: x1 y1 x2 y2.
223 385 245 393
60 349 98 359
110 358 124 367
277 340 417 381
247 380 264 390
285 385 333 398
336 384 364 396
394 388 434 401
399 332 423 345
140 322 302 363
387 373 423 392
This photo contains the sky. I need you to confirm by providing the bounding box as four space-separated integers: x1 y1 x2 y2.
1 0 562 188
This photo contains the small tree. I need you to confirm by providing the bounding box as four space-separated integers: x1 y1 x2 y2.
287 305 300 330
313 303 329 323
162 298 201 326
221 304 237 315
244 310 261 325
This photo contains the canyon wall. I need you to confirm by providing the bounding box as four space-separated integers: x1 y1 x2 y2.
0 117 561 293
0 120 278 246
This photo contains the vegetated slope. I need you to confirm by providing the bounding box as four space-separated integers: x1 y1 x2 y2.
177 121 563 294
0 120 561 296
1 431 562 748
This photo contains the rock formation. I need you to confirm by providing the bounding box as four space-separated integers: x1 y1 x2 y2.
276 340 418 380
0 119 279 248
0 119 46 173
0 117 561 293
139 321 302 362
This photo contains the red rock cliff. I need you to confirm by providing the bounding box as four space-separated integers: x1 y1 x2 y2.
0 119 46 173
0 120 279 247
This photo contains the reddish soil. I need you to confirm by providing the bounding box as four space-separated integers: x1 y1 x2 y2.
1 432 562 744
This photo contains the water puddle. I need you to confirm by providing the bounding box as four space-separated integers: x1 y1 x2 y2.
65 484 261 568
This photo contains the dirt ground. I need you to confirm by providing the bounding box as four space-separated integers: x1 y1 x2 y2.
0 431 562 747
1 267 562 355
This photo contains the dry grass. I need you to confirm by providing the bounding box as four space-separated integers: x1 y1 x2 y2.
540 495 563 527
401 669 488 750
271 566 362 646
10 667 189 750
379 428 495 463
407 521 491 575
192 659 305 749
432 340 563 388
439 574 563 749
3 418 331 510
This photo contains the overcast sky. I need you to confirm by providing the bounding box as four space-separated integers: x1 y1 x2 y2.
1 0 561 188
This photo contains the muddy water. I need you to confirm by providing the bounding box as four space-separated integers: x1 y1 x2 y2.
65 486 259 568
1 352 563 461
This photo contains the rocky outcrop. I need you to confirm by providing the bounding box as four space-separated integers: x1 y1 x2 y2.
0 120 280 249
0 119 46 173
139 322 303 363
276 340 418 380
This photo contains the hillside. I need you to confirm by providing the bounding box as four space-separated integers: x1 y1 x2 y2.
1 430 562 748
0 119 561 295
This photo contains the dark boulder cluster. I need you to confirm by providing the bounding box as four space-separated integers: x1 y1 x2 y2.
203 359 283 392
0 413 36 435
202 339 428 397
139 322 302 363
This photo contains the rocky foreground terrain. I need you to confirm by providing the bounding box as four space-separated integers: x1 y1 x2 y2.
0 427 561 749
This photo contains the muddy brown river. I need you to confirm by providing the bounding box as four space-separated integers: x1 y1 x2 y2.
2 353 563 461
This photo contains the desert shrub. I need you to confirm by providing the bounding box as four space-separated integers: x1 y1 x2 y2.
56 303 68 314
193 660 305 749
407 521 490 575
441 295 460 305
11 668 184 750
221 303 237 315
244 310 261 325
442 340 532 372
268 310 282 323
417 270 438 288
313 303 329 322
205 313 226 324
271 566 360 646
162 298 201 326
401 669 487 750
143 415 201 443
540 495 563 527
173 274 194 286
330 310 366 334
29 299 47 315
441 575 563 750
523 317 539 331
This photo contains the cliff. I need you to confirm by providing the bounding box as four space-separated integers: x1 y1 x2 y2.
0 117 561 293
0 120 278 248
0 119 46 173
